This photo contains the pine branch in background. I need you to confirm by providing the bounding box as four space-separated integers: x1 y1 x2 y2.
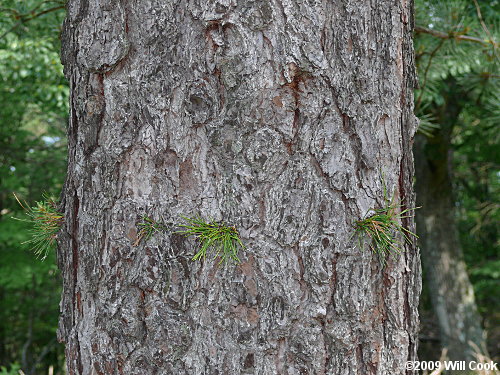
414 0 499 135
0 1 66 41
415 38 446 112
415 26 498 48
472 0 494 43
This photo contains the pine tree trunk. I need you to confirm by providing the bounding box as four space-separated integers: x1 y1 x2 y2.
414 81 487 361
58 1 421 374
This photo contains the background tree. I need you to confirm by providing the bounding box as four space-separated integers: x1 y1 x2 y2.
58 0 420 373
414 0 499 361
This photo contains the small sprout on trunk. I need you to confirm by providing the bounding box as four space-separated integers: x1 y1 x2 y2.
176 216 244 264
354 203 418 266
135 216 169 245
354 176 418 266
13 193 63 260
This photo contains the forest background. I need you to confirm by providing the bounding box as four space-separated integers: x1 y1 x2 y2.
0 0 498 374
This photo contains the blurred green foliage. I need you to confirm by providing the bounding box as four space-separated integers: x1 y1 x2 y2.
0 0 67 373
415 0 499 358
0 363 21 375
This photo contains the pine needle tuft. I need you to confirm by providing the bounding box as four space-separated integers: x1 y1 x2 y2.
176 216 244 264
135 216 169 246
355 204 418 265
354 177 418 266
13 193 63 260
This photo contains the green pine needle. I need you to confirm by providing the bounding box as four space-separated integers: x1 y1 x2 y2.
13 193 63 260
176 216 244 264
135 216 169 245
354 176 419 266
355 203 418 266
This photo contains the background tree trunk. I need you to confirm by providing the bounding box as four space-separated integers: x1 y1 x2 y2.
414 79 487 361
59 0 420 374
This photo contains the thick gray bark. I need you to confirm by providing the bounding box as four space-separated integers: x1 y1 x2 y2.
414 85 487 361
59 0 420 374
